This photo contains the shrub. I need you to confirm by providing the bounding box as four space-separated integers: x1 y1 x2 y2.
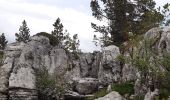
116 54 126 64
111 81 134 96
159 72 170 99
36 32 59 46
35 66 66 100
87 88 107 100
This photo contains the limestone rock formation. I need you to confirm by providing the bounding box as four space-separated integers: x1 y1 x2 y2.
0 26 170 99
98 45 121 86
0 36 69 100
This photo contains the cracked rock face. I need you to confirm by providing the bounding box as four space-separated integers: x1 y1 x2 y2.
0 36 70 100
0 36 122 99
98 45 121 86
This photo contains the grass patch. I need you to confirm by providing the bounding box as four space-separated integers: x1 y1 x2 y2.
111 81 134 96
87 81 134 100
87 88 107 100
159 88 170 99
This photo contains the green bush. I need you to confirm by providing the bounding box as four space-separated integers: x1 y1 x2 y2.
116 54 126 64
35 66 65 100
111 82 134 96
159 72 170 99
159 88 170 99
36 32 59 46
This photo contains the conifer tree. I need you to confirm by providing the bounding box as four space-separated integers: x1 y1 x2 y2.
0 33 8 50
51 18 80 52
51 18 64 45
70 34 80 53
15 20 30 43
91 0 164 47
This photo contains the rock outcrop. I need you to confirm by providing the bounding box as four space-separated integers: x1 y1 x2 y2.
0 26 170 99
0 36 69 100
98 45 121 86
0 35 121 99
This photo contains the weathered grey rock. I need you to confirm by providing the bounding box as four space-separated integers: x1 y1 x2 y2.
65 90 94 100
9 88 38 100
168 96 170 100
0 93 7 100
144 27 162 40
95 91 125 100
0 42 25 100
74 78 99 95
0 36 70 99
122 63 138 82
79 52 101 78
98 45 121 85
134 78 148 96
144 89 159 100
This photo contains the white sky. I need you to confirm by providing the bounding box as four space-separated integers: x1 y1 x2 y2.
0 0 169 52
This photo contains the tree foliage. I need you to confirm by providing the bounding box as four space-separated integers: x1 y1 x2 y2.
91 0 166 47
51 18 80 53
51 18 65 46
15 20 30 43
0 33 8 50
36 66 67 100
124 34 170 97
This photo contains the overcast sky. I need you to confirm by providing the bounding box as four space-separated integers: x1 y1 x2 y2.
0 0 169 52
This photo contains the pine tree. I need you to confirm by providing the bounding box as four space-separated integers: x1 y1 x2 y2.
0 33 8 50
51 18 64 45
71 34 80 53
15 20 30 43
51 18 80 53
90 0 164 47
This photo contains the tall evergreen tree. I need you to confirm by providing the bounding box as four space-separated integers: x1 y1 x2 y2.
15 20 30 43
51 18 64 45
91 0 164 47
70 34 80 53
51 18 80 52
0 33 8 50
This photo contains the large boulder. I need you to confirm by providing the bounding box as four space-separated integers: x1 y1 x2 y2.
95 91 125 100
74 78 99 95
98 45 121 85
